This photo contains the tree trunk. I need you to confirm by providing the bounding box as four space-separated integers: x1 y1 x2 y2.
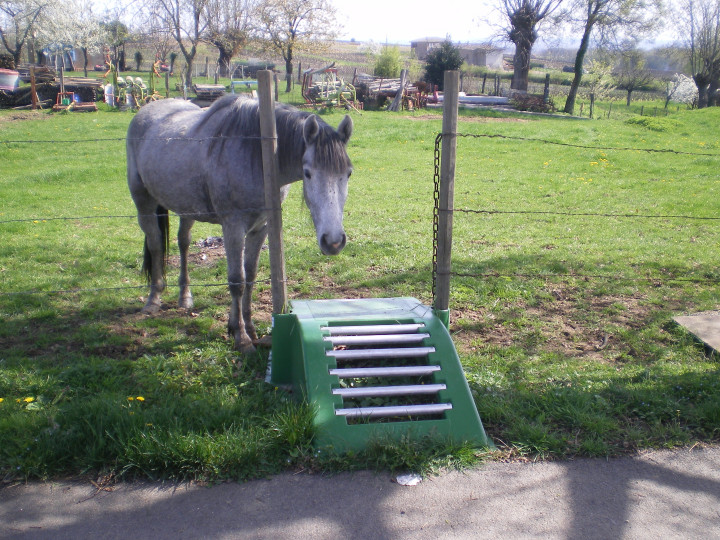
694 73 710 108
563 20 593 115
511 42 531 91
626 89 632 106
708 79 719 107
82 47 89 78
285 57 293 92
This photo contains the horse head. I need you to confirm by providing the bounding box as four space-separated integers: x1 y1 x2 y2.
301 114 353 256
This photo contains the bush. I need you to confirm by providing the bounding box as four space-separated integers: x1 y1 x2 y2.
424 41 464 90
374 45 401 78
510 93 555 113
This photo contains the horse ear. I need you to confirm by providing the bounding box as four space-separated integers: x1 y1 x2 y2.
337 115 353 144
303 114 320 145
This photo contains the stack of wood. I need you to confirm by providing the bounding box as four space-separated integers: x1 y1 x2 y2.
193 84 225 101
352 71 427 110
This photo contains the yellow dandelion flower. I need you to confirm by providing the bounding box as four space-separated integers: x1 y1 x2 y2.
0 398 4 403
24 397 35 403
136 396 145 401
127 396 135 401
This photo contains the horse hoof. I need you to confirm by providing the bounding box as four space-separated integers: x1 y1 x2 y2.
179 295 194 310
237 342 257 355
141 303 161 315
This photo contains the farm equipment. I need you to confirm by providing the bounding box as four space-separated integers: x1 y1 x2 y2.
301 63 361 110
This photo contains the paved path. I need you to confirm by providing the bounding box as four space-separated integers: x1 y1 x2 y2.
2 446 720 539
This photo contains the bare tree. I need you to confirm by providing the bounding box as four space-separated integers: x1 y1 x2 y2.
149 0 210 87
0 0 48 66
562 0 662 115
679 0 720 108
256 0 338 92
499 0 563 91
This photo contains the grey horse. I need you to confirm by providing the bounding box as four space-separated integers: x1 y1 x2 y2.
127 95 353 352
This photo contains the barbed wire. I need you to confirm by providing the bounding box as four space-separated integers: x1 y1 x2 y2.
452 208 720 221
451 132 720 157
0 278 274 298
0 134 274 145
0 207 270 225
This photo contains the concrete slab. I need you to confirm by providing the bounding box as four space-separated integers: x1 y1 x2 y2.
673 311 720 352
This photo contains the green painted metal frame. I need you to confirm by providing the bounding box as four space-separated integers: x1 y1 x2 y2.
270 297 492 452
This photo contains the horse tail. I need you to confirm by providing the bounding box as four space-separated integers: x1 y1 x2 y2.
142 205 170 283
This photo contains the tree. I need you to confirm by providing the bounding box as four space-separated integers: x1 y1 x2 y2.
374 44 401 78
102 19 129 71
562 0 662 115
679 0 720 108
256 0 338 92
424 40 464 90
614 48 654 105
148 0 210 87
665 72 699 107
206 0 252 76
499 0 563 91
0 0 47 66
37 0 106 76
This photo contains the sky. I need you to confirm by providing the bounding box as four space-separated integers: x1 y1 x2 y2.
331 0 499 45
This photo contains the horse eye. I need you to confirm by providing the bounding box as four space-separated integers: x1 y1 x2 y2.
304 169 311 180
347 170 352 178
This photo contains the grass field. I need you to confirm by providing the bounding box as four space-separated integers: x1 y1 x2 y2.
1 98 719 482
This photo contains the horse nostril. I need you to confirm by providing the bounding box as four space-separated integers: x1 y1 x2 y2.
322 233 346 254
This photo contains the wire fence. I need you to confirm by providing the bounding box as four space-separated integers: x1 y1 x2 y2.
431 131 720 292
2 131 719 299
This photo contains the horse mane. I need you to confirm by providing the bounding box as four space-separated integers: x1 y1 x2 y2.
194 95 350 174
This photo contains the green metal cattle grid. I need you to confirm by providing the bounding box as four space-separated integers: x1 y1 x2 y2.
269 297 493 453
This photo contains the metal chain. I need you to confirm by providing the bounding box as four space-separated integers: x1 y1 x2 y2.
431 133 442 299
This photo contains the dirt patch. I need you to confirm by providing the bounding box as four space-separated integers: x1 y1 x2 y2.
0 111 49 124
451 284 652 362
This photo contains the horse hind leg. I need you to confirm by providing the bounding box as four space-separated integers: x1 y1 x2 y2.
178 217 195 309
136 201 169 314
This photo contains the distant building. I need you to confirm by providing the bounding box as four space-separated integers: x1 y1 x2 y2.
411 38 504 69
458 44 504 70
410 38 447 61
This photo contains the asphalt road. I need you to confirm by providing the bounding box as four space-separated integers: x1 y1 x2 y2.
2 446 720 539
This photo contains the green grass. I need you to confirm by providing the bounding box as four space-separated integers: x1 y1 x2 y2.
1 101 719 482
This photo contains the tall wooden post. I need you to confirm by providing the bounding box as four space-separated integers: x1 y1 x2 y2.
257 70 288 314
30 66 38 110
433 70 459 314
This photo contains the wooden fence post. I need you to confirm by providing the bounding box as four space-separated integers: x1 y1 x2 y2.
433 70 459 313
257 70 288 314
543 73 550 104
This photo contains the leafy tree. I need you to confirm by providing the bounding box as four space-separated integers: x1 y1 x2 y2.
0 0 48 66
424 40 464 90
37 0 106 77
614 48 655 105
562 0 662 115
498 0 563 91
374 44 401 78
206 0 252 76
102 19 129 71
256 0 338 92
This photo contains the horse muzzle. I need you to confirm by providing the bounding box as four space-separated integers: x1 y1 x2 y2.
320 231 347 255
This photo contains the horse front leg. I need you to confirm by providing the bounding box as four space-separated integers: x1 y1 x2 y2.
222 222 255 353
242 220 268 343
177 217 195 309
